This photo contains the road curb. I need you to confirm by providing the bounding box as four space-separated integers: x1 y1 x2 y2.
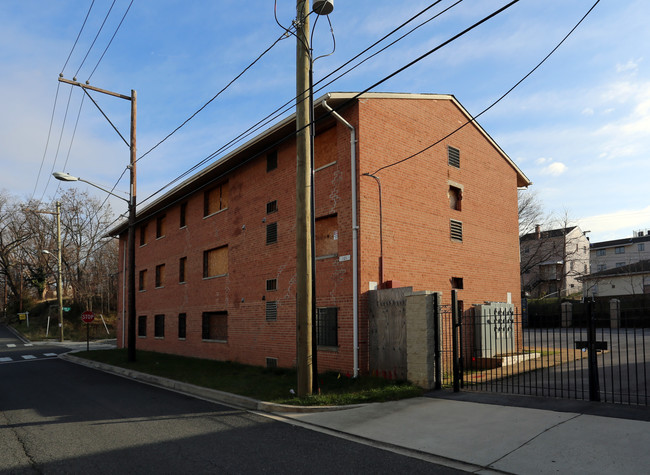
59 353 366 414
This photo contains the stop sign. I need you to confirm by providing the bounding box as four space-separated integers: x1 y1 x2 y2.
81 310 95 323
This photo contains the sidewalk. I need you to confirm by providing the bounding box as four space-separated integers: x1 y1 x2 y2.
61 349 650 474
280 394 650 474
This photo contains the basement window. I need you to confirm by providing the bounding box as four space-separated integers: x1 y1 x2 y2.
266 357 278 369
266 200 278 214
266 278 278 291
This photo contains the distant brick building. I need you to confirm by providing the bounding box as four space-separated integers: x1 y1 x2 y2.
111 92 530 375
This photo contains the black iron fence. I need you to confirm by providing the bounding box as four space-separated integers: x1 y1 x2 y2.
437 292 649 406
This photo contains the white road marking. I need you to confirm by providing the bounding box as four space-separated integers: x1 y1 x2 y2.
21 355 37 360
7 344 16 348
0 357 12 362
43 353 57 357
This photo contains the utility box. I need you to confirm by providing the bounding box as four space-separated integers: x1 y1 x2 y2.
474 302 515 358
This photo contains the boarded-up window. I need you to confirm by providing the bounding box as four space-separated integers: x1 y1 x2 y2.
314 127 337 169
204 182 229 216
155 264 165 288
316 215 338 258
202 311 227 341
138 269 147 291
203 246 228 278
156 214 166 238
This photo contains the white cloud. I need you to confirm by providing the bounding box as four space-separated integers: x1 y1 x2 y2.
540 162 567 176
579 206 650 242
616 58 642 74
582 107 594 116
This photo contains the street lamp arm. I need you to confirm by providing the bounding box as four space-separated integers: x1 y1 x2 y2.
52 172 129 203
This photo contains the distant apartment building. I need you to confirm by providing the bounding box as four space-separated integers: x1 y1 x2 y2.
589 230 650 273
520 225 590 298
110 92 530 375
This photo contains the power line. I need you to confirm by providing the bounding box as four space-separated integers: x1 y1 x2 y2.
74 0 117 78
136 29 292 163
61 0 96 74
371 0 601 175
86 0 134 81
30 81 62 201
138 1 459 202
142 0 516 205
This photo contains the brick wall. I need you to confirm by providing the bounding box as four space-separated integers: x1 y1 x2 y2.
116 94 523 376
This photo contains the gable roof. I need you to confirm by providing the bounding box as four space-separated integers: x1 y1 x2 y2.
109 92 530 236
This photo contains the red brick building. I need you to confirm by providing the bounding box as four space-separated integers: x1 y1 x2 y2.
111 92 530 376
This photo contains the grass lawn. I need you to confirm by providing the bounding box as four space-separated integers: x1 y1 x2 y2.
75 349 423 406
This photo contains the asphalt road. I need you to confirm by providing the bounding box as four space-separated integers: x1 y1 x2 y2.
0 329 464 474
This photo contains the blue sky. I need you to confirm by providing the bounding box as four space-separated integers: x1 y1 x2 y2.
0 0 648 243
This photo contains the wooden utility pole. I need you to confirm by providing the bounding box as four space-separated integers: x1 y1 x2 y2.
55 201 64 342
295 0 313 397
57 76 137 361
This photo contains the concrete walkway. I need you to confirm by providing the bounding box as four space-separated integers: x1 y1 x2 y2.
279 394 650 474
56 344 650 474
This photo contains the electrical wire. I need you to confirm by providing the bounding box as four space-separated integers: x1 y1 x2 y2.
61 0 96 74
86 0 134 81
74 0 117 78
371 0 601 175
136 28 292 163
38 85 76 202
31 81 63 201
138 1 456 202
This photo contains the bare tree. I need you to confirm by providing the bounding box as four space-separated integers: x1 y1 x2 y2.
518 189 548 237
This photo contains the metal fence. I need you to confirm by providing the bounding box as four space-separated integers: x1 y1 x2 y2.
438 293 649 406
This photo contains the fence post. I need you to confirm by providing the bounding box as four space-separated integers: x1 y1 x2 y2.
610 299 620 329
452 289 460 392
433 292 442 390
587 300 601 401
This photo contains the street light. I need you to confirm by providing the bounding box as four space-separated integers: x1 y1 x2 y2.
54 170 137 361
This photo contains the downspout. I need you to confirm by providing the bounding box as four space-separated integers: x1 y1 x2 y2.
322 96 359 378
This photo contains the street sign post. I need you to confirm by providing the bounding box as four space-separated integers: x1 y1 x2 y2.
81 311 95 351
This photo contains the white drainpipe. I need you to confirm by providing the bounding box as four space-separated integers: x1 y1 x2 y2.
322 95 359 378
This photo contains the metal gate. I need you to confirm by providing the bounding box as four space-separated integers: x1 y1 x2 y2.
439 291 650 406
